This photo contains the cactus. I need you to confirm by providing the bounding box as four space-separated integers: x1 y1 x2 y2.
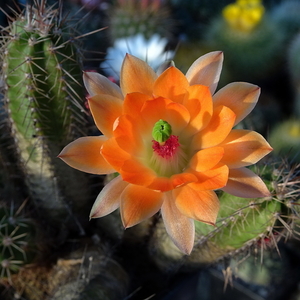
206 0 284 82
0 0 92 232
269 119 300 163
108 0 174 41
0 200 36 282
149 161 299 271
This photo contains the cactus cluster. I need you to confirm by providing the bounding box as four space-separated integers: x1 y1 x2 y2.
0 0 91 232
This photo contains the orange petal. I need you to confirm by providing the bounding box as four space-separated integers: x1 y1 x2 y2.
222 167 271 198
174 185 220 226
120 159 156 187
120 184 163 228
219 130 273 168
183 85 213 136
192 105 236 149
213 82 260 126
113 114 145 154
58 136 115 174
161 191 195 254
88 94 123 137
123 92 153 117
189 147 224 172
90 175 128 218
186 51 223 94
83 71 123 98
101 137 131 172
153 66 189 103
146 172 198 192
189 163 229 190
140 97 190 136
120 54 157 96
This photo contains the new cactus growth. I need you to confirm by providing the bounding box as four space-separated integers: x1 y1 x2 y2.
0 0 91 231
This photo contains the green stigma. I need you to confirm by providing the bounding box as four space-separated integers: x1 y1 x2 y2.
152 119 172 143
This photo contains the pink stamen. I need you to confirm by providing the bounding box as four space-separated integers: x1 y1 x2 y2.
152 135 180 159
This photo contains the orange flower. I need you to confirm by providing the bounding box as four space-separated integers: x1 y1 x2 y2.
58 51 272 254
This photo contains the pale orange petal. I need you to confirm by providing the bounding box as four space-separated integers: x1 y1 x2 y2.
213 82 260 126
140 97 190 136
90 176 128 218
189 163 229 190
174 185 220 225
189 147 224 172
101 137 131 172
58 136 115 174
186 51 223 94
183 85 213 136
83 71 122 98
153 66 189 103
161 191 195 255
120 54 157 96
219 130 273 168
192 105 236 149
222 167 271 198
88 94 123 137
123 92 153 117
120 184 163 228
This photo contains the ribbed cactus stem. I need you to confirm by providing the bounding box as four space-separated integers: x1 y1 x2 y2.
0 1 91 232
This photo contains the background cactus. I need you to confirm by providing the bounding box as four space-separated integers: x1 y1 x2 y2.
107 0 174 41
0 200 36 282
205 0 284 83
0 0 93 233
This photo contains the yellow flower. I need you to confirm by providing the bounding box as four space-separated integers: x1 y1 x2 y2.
59 52 272 254
223 0 265 32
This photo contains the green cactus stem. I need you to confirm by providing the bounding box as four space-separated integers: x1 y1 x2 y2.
0 0 93 232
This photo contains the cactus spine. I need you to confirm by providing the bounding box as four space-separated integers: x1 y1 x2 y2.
0 0 90 231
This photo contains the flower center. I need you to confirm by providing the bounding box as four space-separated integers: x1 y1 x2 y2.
150 120 188 177
152 135 180 159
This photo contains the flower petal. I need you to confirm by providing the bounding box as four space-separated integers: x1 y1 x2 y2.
189 147 224 172
101 137 131 172
219 130 273 168
120 54 157 96
161 191 195 255
88 94 123 137
140 97 190 136
213 82 260 126
58 136 115 174
186 51 223 94
120 184 163 228
90 175 128 218
183 85 213 136
192 105 236 149
146 172 198 192
174 185 220 226
120 158 156 187
189 163 229 190
83 71 122 98
153 66 189 103
113 114 145 154
222 167 271 198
